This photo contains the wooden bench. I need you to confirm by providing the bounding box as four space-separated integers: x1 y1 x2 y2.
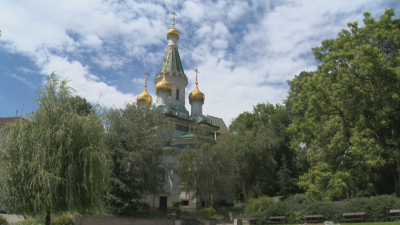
301 215 323 223
265 216 286 224
387 209 400 221
341 212 366 222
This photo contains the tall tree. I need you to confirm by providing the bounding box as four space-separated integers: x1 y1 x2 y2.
229 103 295 197
69 95 94 116
104 102 175 213
289 9 400 199
177 124 232 206
0 73 108 225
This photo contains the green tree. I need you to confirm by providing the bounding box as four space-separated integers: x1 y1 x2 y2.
288 9 400 199
69 95 94 116
0 73 108 225
229 103 295 198
177 124 232 206
277 155 298 199
104 102 175 213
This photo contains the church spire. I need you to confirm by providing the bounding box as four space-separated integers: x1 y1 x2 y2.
137 71 153 105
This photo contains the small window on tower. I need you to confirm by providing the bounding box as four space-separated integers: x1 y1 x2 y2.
176 89 180 100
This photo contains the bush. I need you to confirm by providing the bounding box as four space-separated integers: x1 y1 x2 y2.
53 214 74 225
200 206 216 219
0 216 8 225
246 196 273 214
304 201 343 223
344 195 400 222
140 201 150 211
172 200 182 219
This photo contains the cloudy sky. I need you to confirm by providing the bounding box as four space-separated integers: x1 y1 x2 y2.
0 0 399 125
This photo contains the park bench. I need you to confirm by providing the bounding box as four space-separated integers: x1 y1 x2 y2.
301 214 323 223
341 212 366 223
387 209 400 221
265 216 286 224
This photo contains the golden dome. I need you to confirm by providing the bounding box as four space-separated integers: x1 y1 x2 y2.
137 88 152 105
156 75 173 94
167 27 180 39
189 85 205 103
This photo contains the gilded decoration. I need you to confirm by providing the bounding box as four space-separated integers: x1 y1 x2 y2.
188 68 205 103
137 71 153 105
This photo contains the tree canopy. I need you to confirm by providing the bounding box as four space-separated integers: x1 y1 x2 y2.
104 102 175 213
0 73 108 224
289 9 400 199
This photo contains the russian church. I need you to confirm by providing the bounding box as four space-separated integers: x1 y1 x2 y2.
136 15 230 210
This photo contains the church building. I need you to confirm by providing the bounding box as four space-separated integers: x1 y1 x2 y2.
136 14 229 210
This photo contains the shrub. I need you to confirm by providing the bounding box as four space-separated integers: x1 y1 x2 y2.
140 201 150 211
245 196 273 214
172 200 182 219
0 216 8 225
344 195 400 222
265 201 303 224
304 201 343 223
200 206 216 219
53 214 74 225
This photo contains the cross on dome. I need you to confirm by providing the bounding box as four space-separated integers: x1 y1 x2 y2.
193 68 200 86
144 71 151 88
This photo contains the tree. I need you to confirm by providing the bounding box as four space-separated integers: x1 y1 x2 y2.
0 73 108 225
288 9 400 199
277 155 298 199
69 95 94 116
229 103 296 198
177 123 232 206
104 102 175 213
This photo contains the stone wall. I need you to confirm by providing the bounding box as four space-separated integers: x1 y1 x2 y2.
74 214 175 225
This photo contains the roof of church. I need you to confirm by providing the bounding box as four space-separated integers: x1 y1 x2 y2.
206 115 228 134
0 117 27 126
158 47 185 77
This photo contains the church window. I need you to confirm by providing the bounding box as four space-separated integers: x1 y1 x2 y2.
181 200 189 206
176 89 180 100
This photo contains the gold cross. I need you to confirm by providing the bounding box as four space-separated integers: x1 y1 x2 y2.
171 12 177 27
193 68 200 86
144 71 151 88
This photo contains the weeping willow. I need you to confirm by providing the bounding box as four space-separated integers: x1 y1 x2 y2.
0 73 108 220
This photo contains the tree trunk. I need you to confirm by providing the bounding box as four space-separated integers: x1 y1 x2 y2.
45 210 50 225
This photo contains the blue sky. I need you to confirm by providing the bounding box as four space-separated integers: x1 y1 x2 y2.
0 0 399 125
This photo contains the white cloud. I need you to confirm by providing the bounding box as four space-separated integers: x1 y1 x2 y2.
40 56 135 108
0 0 398 125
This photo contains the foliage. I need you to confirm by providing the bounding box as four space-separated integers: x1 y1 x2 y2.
0 216 8 225
344 195 400 222
277 155 298 199
288 9 400 199
305 201 343 222
104 102 175 214
0 73 108 222
200 206 216 219
229 103 295 199
139 202 150 211
53 214 74 225
68 95 94 116
172 201 181 219
177 123 232 205
245 196 273 214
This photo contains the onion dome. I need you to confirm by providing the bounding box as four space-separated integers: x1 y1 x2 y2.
167 12 180 39
167 27 180 39
156 73 173 94
137 88 152 105
189 85 205 103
